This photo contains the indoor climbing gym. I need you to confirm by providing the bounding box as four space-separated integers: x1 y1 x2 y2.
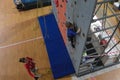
1 0 120 80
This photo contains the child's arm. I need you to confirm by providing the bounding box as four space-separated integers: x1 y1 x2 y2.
70 30 77 36
67 29 76 36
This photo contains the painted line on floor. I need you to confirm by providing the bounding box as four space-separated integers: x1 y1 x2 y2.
0 36 43 49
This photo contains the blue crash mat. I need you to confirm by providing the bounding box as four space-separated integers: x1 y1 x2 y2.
38 14 75 79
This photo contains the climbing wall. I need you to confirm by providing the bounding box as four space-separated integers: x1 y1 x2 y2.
51 0 67 43
51 0 120 78
66 0 97 74
52 0 97 74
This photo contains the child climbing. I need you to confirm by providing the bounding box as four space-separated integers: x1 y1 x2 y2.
66 21 80 48
19 57 41 80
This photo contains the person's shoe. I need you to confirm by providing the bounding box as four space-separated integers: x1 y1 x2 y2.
34 77 39 80
35 74 42 78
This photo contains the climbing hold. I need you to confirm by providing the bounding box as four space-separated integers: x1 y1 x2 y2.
54 0 59 7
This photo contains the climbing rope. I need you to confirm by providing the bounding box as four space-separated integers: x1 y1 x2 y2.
34 1 52 79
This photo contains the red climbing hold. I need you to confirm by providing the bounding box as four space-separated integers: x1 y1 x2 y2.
54 0 59 7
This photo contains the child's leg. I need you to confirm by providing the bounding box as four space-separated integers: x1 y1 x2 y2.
68 36 75 48
71 37 75 48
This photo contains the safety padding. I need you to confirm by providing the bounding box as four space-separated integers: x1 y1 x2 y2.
38 14 75 79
